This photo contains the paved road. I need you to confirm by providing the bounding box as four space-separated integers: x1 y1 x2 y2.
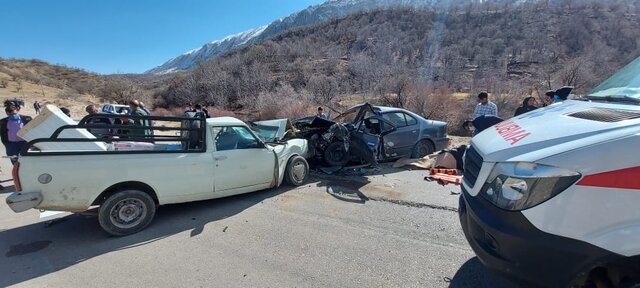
0 157 516 287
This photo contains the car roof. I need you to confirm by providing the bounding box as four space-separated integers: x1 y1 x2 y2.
207 116 246 126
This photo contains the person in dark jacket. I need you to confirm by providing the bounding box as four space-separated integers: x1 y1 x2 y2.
514 96 538 116
472 115 503 134
0 105 32 164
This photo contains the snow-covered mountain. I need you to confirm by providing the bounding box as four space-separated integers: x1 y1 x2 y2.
146 0 510 74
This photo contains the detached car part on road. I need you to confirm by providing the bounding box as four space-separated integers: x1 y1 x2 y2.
293 103 449 167
6 111 309 236
459 56 640 287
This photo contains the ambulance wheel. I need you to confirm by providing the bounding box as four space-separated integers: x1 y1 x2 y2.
98 190 156 236
411 139 434 158
284 156 309 186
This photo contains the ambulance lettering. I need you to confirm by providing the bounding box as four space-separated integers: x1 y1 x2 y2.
495 120 531 145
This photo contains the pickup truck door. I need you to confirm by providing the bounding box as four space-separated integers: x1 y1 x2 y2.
211 126 276 192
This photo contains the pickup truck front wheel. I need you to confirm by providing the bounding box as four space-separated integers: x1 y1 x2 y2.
98 190 157 236
284 156 309 186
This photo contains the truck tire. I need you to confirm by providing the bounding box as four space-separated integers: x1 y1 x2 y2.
284 156 309 186
98 190 156 236
411 139 434 159
324 141 350 167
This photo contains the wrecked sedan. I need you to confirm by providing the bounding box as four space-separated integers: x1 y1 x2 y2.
291 103 449 167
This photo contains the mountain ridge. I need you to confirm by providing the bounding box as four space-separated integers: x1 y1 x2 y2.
146 0 497 74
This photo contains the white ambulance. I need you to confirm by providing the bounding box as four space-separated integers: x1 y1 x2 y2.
460 56 640 287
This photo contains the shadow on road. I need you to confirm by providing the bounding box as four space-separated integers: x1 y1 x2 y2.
448 257 518 288
0 186 291 287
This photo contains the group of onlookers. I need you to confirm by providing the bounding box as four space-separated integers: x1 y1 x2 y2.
466 87 572 135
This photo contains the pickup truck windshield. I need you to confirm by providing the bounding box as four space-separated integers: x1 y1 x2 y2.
587 56 640 103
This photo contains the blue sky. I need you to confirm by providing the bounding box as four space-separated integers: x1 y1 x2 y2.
0 0 324 74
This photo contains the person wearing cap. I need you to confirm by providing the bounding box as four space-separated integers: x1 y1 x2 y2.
0 105 32 164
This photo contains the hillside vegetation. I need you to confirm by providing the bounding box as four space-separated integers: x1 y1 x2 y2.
156 0 640 132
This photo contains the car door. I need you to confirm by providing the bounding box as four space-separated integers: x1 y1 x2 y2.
211 126 276 193
381 112 419 158
355 116 397 159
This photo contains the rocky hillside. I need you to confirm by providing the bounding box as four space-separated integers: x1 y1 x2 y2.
147 0 522 74
156 0 640 130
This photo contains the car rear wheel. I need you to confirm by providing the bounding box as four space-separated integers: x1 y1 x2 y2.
411 139 434 158
284 156 309 186
98 190 156 236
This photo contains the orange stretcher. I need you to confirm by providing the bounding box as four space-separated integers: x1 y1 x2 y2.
425 173 462 186
429 168 459 175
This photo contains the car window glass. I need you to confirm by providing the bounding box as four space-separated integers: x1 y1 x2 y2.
404 113 417 126
214 126 260 151
382 112 407 127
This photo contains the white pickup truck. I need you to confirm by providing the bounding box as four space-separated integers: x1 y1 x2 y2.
6 112 309 236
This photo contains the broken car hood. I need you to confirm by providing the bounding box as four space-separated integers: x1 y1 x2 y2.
471 100 640 162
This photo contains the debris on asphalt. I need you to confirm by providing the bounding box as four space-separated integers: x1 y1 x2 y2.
392 154 437 169
318 166 342 174
223 226 228 232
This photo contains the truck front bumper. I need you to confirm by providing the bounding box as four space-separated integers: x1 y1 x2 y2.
6 191 43 213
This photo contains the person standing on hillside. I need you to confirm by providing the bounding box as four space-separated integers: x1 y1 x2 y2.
316 107 327 119
0 105 32 164
33 101 41 115
472 92 498 120
471 92 498 136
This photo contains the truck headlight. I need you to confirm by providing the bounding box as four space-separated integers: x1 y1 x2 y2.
482 162 581 211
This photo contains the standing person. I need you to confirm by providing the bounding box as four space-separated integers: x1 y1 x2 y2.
514 96 538 116
33 101 41 115
316 107 327 119
194 104 209 118
85 105 113 138
0 105 32 164
126 100 151 138
472 92 498 120
185 102 193 113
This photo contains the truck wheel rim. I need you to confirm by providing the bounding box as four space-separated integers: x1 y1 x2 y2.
110 198 147 229
292 162 306 182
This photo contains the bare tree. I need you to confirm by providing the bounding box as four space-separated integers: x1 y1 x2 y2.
308 75 339 107
99 77 142 104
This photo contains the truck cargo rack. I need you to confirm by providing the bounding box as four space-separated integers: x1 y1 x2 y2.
21 114 207 156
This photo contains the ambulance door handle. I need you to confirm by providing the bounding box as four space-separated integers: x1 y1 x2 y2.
214 156 228 161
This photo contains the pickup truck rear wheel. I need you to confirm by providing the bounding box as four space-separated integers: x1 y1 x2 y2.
98 190 156 236
284 156 309 186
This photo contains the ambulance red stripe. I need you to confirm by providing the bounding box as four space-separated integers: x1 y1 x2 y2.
576 166 640 190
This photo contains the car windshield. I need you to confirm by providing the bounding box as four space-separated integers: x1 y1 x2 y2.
587 56 640 102
247 122 279 143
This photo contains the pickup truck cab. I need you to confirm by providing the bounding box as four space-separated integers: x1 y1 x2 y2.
6 114 309 236
459 56 640 287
